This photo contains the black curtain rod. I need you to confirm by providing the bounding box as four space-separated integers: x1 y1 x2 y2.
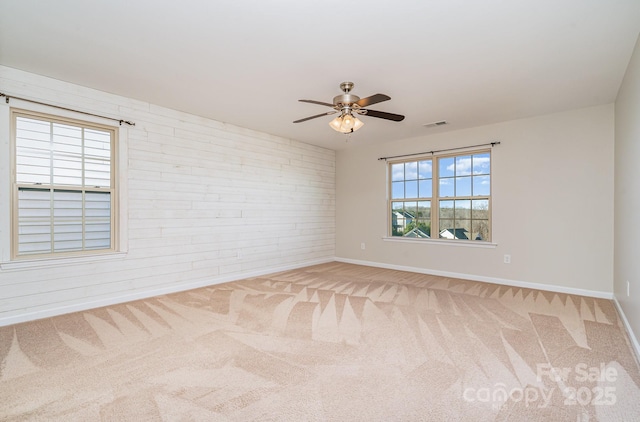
1 92 135 126
377 141 501 161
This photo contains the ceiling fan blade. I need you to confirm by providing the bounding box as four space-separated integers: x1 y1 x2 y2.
293 111 337 123
356 94 391 108
299 99 335 108
362 109 405 122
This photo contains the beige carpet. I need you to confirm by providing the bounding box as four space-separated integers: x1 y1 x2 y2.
1 262 639 421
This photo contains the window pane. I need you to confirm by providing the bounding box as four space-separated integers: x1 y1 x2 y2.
456 220 472 239
16 149 51 185
418 180 432 198
418 160 432 179
405 162 418 180
84 128 112 188
439 178 454 197
16 152 49 171
456 176 471 197
455 155 472 176
472 175 490 196
391 202 404 236
53 123 82 140
54 223 83 252
391 201 417 236
472 199 489 219
18 188 52 255
16 117 50 139
18 188 51 217
439 220 454 238
86 192 111 218
392 181 404 199
405 218 430 237
18 221 52 254
455 200 471 219
85 158 111 187
439 200 454 220
439 157 454 177
84 129 111 159
405 180 418 198
52 129 83 183
473 153 490 175
417 223 431 237
404 201 417 217
417 201 430 219
16 117 52 185
85 192 111 249
53 190 83 217
391 163 404 182
53 190 83 251
472 219 490 241
86 223 111 240
52 133 82 154
16 117 51 148
53 157 83 186
475 222 488 241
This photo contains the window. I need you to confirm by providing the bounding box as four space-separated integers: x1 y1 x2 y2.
11 110 117 258
390 150 491 241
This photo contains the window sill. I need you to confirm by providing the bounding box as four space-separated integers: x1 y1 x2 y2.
0 251 127 271
382 236 497 249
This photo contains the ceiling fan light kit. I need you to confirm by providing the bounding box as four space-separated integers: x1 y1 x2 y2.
294 82 405 134
329 113 364 133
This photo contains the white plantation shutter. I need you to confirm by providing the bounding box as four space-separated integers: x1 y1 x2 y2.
14 113 115 256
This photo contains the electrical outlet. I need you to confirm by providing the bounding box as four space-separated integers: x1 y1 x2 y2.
627 280 630 297
504 254 511 264
360 242 366 250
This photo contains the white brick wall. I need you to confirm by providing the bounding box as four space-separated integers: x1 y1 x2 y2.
0 66 335 325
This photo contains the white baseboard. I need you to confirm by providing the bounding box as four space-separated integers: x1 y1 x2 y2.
0 257 333 327
335 257 614 299
612 296 640 363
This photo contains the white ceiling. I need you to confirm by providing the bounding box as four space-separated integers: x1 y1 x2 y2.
1 0 639 150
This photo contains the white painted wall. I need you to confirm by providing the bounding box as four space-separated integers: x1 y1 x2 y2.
614 34 640 348
0 66 335 325
336 104 614 296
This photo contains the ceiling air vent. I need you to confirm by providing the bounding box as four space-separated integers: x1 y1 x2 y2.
423 120 448 128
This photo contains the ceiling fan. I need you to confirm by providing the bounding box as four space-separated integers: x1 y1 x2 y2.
293 82 405 134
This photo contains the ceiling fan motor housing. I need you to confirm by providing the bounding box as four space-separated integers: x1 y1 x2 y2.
333 93 360 107
333 81 359 107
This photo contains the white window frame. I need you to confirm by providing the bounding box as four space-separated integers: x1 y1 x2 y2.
0 103 128 268
387 149 492 244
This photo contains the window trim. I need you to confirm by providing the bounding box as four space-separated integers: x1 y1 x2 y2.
387 149 492 243
381 235 497 248
10 108 119 260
